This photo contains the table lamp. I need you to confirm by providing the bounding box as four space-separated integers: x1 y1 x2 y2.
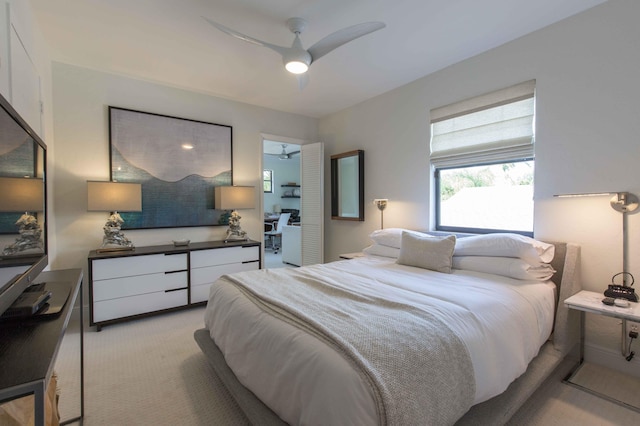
214 186 255 242
0 177 44 255
87 181 142 252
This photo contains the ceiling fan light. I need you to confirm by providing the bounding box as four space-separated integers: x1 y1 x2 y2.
285 61 309 74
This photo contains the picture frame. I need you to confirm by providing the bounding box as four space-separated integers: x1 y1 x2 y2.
109 107 232 229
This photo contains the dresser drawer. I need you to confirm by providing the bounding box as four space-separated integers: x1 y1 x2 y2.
93 288 188 322
92 253 187 280
93 270 188 302
191 246 259 268
191 261 259 303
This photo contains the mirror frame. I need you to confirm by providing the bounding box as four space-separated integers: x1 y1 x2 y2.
331 150 364 221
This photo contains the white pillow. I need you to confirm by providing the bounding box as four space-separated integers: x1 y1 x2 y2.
369 228 433 248
396 232 456 273
362 244 401 258
453 233 554 266
452 256 556 281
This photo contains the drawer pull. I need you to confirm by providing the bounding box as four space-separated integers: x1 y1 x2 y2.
242 260 259 264
165 287 187 293
165 252 186 256
165 269 187 275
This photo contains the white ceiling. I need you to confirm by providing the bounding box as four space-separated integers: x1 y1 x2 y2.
29 0 605 118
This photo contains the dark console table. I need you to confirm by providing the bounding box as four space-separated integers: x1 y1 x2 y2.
0 268 84 425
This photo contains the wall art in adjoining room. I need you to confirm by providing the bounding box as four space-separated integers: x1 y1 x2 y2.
109 107 232 229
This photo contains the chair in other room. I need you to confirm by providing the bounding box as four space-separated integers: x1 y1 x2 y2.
264 213 291 253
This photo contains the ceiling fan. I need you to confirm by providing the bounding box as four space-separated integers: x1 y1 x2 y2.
203 16 385 87
267 144 300 160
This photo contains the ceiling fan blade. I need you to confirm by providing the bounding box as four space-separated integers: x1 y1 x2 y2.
307 22 385 63
203 17 289 56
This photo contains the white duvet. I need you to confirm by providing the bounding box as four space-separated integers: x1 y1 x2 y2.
205 256 556 425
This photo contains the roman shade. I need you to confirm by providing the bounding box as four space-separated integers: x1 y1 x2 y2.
430 80 535 168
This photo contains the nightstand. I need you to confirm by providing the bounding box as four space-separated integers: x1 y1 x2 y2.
564 290 640 411
339 252 365 260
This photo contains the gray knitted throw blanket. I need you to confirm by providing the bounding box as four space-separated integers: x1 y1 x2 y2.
225 262 475 425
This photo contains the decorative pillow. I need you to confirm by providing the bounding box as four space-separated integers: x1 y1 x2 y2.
362 244 401 258
369 228 433 248
452 256 556 281
396 232 456 273
453 233 554 266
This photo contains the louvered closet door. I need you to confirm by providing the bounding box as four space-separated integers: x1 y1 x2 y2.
301 142 324 265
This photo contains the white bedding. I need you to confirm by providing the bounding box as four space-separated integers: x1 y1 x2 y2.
205 256 556 425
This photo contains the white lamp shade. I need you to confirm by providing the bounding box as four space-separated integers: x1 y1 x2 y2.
214 186 255 210
0 177 44 212
87 181 142 212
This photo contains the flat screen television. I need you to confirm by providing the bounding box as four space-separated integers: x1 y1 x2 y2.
0 92 48 317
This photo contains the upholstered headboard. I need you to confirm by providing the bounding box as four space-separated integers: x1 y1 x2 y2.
546 242 582 356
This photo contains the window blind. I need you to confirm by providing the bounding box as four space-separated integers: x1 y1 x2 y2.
430 80 535 168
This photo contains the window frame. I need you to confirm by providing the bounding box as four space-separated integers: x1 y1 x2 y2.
434 157 534 237
263 169 273 193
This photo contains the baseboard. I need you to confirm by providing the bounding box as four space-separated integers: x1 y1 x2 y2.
585 342 640 378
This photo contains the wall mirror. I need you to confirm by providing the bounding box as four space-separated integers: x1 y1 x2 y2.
331 150 364 221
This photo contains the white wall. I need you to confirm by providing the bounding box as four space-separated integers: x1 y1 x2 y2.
49 62 317 279
319 0 640 371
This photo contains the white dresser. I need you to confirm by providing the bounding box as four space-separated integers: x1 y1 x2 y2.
89 240 260 330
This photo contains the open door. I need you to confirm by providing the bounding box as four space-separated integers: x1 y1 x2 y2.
300 143 324 265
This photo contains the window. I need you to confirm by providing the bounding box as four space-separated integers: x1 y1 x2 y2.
430 80 536 235
263 169 273 193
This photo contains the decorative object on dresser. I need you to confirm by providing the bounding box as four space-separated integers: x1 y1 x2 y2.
88 240 260 331
0 177 44 255
87 181 142 253
214 186 256 242
109 106 232 229
373 198 388 229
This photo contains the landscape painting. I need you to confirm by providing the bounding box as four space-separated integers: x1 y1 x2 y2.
109 107 232 229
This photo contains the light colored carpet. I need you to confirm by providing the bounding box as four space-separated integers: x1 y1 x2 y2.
55 307 640 425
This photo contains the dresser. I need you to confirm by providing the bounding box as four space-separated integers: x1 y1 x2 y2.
88 240 260 330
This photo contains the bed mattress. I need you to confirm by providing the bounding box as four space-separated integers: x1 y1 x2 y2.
204 256 555 425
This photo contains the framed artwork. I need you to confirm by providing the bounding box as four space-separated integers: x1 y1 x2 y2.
109 107 232 229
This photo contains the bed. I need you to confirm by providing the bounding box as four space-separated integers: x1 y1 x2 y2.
195 232 581 425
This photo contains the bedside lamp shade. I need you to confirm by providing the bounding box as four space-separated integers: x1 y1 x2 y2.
214 186 256 210
87 181 142 212
0 177 44 212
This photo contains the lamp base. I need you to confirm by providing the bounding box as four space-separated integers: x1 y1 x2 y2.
99 212 134 252
2 213 44 256
224 211 249 243
96 246 136 254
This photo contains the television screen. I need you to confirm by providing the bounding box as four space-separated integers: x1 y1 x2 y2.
0 92 48 317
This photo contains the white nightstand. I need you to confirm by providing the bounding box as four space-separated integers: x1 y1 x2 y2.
564 290 640 411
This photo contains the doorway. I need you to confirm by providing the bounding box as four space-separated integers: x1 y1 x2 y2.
263 138 301 269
